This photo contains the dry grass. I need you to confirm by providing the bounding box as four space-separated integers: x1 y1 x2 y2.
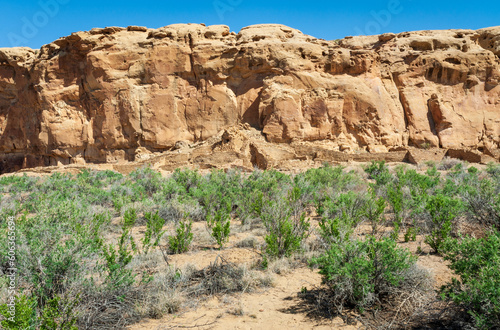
188 255 274 297
267 257 294 275
438 157 464 170
235 235 261 249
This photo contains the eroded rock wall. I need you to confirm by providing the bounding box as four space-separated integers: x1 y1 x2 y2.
0 24 499 173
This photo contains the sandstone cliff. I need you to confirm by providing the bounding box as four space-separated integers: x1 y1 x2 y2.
0 24 499 173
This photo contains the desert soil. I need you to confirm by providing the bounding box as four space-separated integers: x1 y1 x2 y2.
5 163 458 330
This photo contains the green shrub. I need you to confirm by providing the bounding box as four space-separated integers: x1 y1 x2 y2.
14 214 100 306
39 295 79 330
0 294 37 329
295 164 360 198
0 207 107 327
261 188 310 259
264 212 310 259
425 194 462 253
123 208 137 228
387 183 405 239
0 174 38 194
462 176 500 229
129 166 163 196
168 218 194 254
236 190 264 224
320 191 368 224
365 194 386 236
440 231 500 329
171 168 202 194
364 161 392 186
143 211 167 254
318 192 368 244
102 224 137 289
110 185 133 213
404 226 418 243
296 164 361 216
311 236 418 313
76 169 122 188
244 169 292 195
318 216 353 245
486 163 500 180
206 203 231 249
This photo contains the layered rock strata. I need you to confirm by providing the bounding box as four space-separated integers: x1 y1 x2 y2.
1 24 499 173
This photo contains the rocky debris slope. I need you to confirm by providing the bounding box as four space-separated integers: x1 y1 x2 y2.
0 24 499 173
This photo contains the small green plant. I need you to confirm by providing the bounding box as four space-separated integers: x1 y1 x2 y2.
404 225 418 242
366 195 386 236
421 141 432 150
206 203 231 249
142 211 167 254
318 216 353 244
102 223 137 288
261 188 310 259
440 231 500 329
468 166 478 174
364 161 392 186
0 294 37 329
39 295 79 330
264 212 310 258
123 208 137 228
169 218 194 254
425 194 462 253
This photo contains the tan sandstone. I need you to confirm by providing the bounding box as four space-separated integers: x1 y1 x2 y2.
0 24 499 173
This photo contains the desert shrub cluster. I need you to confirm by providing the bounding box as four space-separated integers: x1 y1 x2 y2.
0 160 499 328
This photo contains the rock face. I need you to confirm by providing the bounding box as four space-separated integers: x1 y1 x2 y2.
0 24 499 173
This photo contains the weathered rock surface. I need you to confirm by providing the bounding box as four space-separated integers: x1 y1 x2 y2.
0 24 499 173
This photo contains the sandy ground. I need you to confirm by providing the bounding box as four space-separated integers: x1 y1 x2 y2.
2 162 461 329
129 267 356 330
126 222 454 330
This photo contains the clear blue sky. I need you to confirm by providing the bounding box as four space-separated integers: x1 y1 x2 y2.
1 0 499 48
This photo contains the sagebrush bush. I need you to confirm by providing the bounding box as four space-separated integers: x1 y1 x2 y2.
438 157 463 171
189 256 273 296
261 187 310 259
461 174 500 229
364 160 393 186
317 190 369 244
206 202 231 249
143 211 167 254
101 221 137 289
311 236 419 313
440 231 500 329
295 163 360 195
128 166 163 196
0 294 37 329
424 194 462 253
169 218 194 254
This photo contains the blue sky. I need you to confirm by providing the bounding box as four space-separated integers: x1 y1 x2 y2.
1 0 499 48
